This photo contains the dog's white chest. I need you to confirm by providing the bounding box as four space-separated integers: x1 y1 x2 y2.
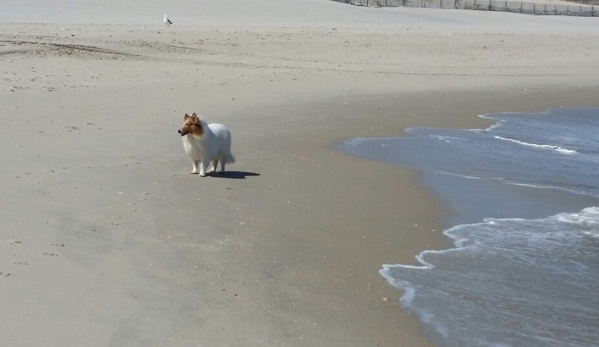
182 136 204 160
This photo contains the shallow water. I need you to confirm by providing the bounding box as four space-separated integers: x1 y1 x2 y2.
336 108 599 346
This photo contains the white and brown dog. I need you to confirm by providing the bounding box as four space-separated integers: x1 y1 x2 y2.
178 113 235 176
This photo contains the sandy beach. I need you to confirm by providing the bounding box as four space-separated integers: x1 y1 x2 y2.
2 1 599 346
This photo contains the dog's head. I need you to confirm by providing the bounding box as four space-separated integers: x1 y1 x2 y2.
178 113 204 137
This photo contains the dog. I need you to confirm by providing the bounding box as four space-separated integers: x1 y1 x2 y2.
178 113 235 177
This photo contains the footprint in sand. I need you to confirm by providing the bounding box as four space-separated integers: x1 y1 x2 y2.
12 261 29 266
43 252 58 257
0 272 11 277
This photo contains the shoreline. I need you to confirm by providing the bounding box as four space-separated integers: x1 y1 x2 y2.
1 16 599 345
213 86 599 345
358 103 599 345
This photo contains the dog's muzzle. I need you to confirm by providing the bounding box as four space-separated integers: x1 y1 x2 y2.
178 129 188 136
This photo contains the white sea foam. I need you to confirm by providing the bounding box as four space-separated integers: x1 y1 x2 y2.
380 207 599 347
380 268 450 339
481 119 506 132
494 136 578 155
430 135 463 144
435 172 588 198
433 171 483 180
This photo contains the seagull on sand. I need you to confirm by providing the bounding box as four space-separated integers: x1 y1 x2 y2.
164 15 173 27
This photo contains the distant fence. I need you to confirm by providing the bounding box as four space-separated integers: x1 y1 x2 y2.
332 0 598 16
334 0 402 5
471 0 596 15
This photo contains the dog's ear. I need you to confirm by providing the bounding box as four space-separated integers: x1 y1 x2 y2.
191 113 198 119
184 113 190 120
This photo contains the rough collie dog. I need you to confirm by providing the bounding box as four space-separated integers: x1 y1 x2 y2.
178 113 235 177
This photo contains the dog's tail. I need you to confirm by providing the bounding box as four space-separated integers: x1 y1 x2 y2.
226 153 236 164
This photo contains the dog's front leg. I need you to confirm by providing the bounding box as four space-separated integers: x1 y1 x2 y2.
191 160 199 174
199 161 209 177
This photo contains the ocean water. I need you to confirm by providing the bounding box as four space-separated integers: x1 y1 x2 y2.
336 108 599 347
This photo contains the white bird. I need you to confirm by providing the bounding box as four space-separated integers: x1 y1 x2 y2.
164 15 173 27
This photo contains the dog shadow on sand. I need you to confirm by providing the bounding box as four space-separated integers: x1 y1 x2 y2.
206 171 260 179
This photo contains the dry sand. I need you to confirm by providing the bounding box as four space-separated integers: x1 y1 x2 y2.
1 2 599 346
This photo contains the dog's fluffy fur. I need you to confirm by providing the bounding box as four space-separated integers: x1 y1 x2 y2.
178 113 235 176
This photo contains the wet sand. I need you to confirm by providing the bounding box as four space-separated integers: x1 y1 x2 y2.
1 4 599 346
